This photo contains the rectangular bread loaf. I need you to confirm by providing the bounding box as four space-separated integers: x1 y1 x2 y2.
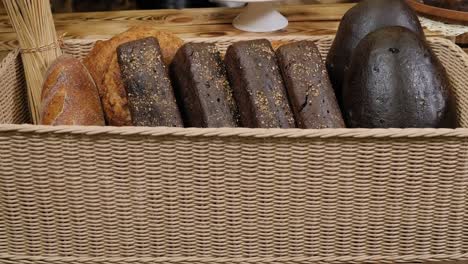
117 37 183 127
170 43 239 128
276 41 345 128
224 39 296 128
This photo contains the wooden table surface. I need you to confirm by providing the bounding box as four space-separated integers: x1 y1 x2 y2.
0 3 466 55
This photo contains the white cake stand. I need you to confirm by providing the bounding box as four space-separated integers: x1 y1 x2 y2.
219 0 289 32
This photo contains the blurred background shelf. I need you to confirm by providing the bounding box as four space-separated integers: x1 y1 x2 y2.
0 0 465 58
0 0 355 13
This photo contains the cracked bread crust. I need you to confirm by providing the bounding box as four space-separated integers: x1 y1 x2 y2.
41 55 105 126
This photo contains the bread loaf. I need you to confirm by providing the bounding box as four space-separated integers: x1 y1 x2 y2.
276 41 345 128
117 37 183 127
41 55 105 126
224 39 296 128
101 54 131 126
84 26 183 126
170 43 239 128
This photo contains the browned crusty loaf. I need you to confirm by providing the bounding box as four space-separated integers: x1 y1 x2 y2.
271 40 290 50
101 55 130 126
40 55 105 126
83 26 184 126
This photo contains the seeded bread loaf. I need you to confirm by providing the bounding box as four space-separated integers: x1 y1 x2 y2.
117 37 183 127
224 39 296 128
276 41 345 128
170 43 239 128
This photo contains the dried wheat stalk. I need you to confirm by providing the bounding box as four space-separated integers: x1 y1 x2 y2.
3 0 62 124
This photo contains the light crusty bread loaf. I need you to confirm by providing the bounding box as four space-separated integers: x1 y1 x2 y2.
83 26 184 126
40 55 105 126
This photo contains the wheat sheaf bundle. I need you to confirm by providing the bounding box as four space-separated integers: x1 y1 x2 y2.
3 0 62 124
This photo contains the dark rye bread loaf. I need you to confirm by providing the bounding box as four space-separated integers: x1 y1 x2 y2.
170 43 239 128
224 39 296 128
117 37 183 127
276 41 345 128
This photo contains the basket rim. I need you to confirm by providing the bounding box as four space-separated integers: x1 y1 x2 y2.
2 252 468 263
64 35 336 44
1 124 468 138
60 35 468 76
62 35 468 70
4 36 466 69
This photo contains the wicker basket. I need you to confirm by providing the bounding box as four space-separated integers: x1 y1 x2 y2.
0 36 468 264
